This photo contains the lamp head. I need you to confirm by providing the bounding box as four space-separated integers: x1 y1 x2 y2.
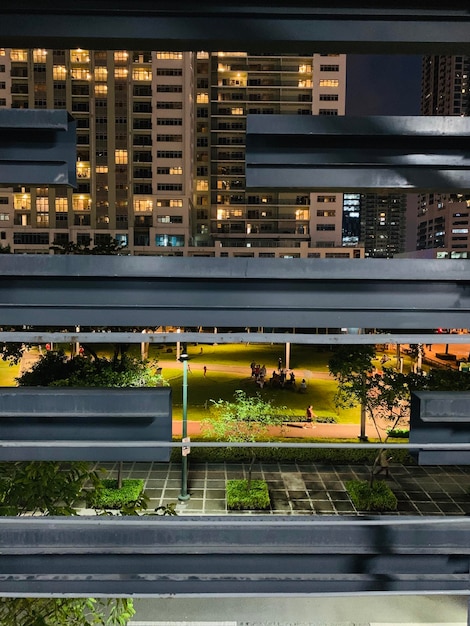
179 342 189 361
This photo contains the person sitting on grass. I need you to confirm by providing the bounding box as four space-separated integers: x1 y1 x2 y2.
299 378 307 393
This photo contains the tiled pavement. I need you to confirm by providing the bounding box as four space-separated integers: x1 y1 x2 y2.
96 460 470 516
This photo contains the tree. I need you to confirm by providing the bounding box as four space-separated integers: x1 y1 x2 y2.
16 350 165 389
203 390 286 489
0 597 135 626
328 345 376 440
50 235 128 255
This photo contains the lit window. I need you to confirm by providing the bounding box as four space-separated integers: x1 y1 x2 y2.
298 79 312 88
33 49 47 63
72 195 91 211
132 68 152 81
169 200 183 207
197 92 209 103
94 66 108 81
196 180 209 191
319 79 339 87
95 165 108 173
115 150 128 165
70 68 91 80
114 51 128 62
231 107 244 115
0 49 5 57
55 198 68 213
53 65 67 80
298 64 311 73
114 68 128 79
11 49 28 62
70 49 90 64
317 195 337 203
76 163 91 179
197 51 209 59
156 52 183 60
95 84 108 95
36 197 49 212
14 193 31 210
170 166 182 175
155 234 185 247
134 199 153 212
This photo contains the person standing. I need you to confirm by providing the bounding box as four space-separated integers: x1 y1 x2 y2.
304 405 316 429
374 449 392 478
203 365 207 377
278 356 282 370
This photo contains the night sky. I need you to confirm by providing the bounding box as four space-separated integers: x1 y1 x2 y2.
346 55 422 116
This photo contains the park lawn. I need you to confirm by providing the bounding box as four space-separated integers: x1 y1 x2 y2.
0 360 20 386
148 342 339 372
166 365 360 424
57 341 360 424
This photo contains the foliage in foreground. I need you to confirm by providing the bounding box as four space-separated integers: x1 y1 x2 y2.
226 479 271 510
0 461 102 516
346 479 398 512
0 597 135 626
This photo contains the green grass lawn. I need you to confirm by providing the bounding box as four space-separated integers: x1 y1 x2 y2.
164 364 359 423
0 360 20 386
57 342 363 425
147 342 336 371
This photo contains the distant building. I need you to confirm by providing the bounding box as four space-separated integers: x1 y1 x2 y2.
0 47 363 259
360 193 407 258
415 55 470 257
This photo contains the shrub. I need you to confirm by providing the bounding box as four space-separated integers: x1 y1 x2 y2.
346 479 397 512
88 479 146 510
226 479 270 510
387 429 409 439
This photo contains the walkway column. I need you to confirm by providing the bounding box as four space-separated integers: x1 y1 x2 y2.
285 342 291 370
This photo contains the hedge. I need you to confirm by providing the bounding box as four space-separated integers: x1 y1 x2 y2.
226 479 270 510
346 479 398 512
170 438 415 465
88 478 145 509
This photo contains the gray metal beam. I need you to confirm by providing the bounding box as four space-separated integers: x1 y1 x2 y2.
0 256 469 330
1 331 468 345
246 116 470 192
0 2 470 53
0 388 172 461
411 392 470 465
0 516 469 596
0 110 76 187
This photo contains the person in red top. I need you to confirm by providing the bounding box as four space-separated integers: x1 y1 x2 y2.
304 405 316 429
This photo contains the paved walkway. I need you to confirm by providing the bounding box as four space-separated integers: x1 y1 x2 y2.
97 460 470 517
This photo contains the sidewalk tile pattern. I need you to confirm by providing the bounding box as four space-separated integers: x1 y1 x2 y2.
95 461 470 516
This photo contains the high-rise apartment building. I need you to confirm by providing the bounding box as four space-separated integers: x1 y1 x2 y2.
361 193 407 258
415 55 470 259
0 47 362 259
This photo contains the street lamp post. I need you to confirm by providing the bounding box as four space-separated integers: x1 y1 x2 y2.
178 349 190 501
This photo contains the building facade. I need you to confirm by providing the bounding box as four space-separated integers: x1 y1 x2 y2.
0 47 363 259
415 55 470 258
361 193 407 258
